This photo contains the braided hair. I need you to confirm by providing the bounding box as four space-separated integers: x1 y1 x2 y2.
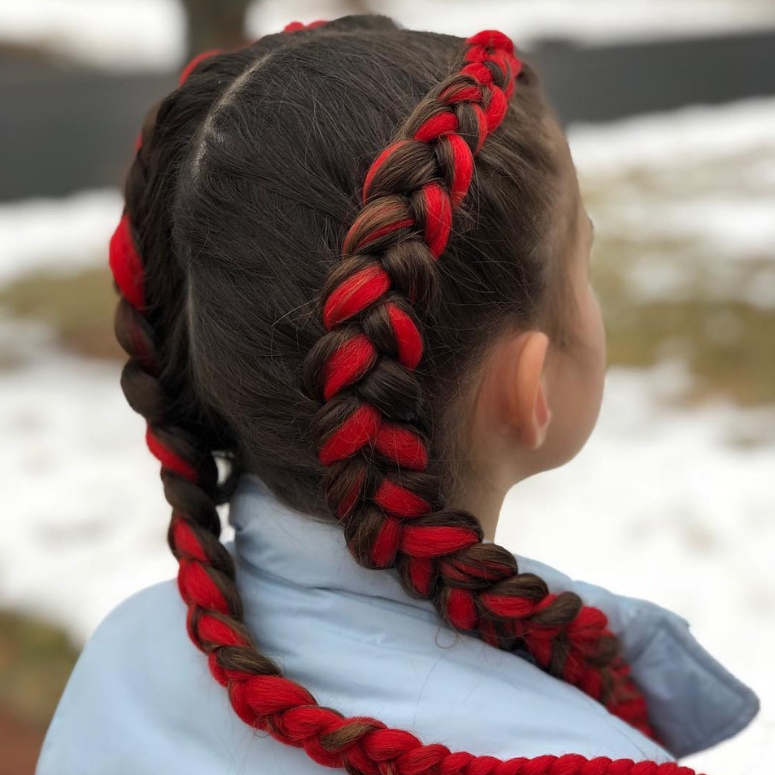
108 14 701 775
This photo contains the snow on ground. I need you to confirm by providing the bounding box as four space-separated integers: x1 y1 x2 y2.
0 1 185 71
2 0 775 71
0 188 123 287
0 318 177 639
1 98 774 772
499 361 775 775
252 0 775 47
569 98 775 308
570 99 775 174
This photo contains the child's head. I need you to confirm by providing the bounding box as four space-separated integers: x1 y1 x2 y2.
111 15 647 770
138 17 601 519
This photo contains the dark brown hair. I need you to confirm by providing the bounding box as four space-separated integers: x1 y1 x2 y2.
112 14 659 771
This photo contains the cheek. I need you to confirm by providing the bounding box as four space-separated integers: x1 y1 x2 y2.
574 285 607 417
589 287 607 369
586 290 607 420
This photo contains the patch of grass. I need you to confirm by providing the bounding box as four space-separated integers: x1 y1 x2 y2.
0 267 123 361
590 233 775 407
579 133 775 409
604 298 775 407
580 144 775 201
0 610 79 729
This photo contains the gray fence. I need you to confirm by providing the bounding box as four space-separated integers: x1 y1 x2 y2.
1 29 774 202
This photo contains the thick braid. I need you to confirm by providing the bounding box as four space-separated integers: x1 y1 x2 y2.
302 30 656 740
109 43 289 707
108 25 705 775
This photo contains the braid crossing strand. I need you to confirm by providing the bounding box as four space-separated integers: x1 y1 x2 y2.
304 28 658 741
107 21 705 775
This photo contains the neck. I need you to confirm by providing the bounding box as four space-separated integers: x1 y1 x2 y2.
450 475 509 541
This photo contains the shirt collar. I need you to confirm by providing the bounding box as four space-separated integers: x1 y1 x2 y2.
229 471 438 614
227 471 760 758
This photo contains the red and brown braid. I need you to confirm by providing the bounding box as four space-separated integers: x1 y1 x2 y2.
108 20 705 775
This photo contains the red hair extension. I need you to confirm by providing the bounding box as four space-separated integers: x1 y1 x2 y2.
107 45 220 510
107 29 708 775
312 27 660 740
178 48 221 86
284 19 328 33
108 213 145 311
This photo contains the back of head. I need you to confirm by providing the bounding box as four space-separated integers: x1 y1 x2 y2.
173 16 569 513
110 15 660 773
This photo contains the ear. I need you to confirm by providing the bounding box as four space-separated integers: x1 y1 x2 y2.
507 331 552 450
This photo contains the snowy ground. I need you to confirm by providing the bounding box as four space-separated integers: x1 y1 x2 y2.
2 0 775 71
571 99 775 310
0 320 178 639
503 363 775 775
1 98 773 773
0 189 123 288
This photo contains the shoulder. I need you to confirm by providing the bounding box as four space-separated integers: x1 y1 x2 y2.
361 619 679 765
43 579 194 699
83 578 186 649
233 570 678 765
514 552 760 757
35 581 246 775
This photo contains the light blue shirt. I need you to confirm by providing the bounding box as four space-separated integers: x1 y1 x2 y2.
37 473 759 774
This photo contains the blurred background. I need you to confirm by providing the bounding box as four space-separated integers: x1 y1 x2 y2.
1 1 774 773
